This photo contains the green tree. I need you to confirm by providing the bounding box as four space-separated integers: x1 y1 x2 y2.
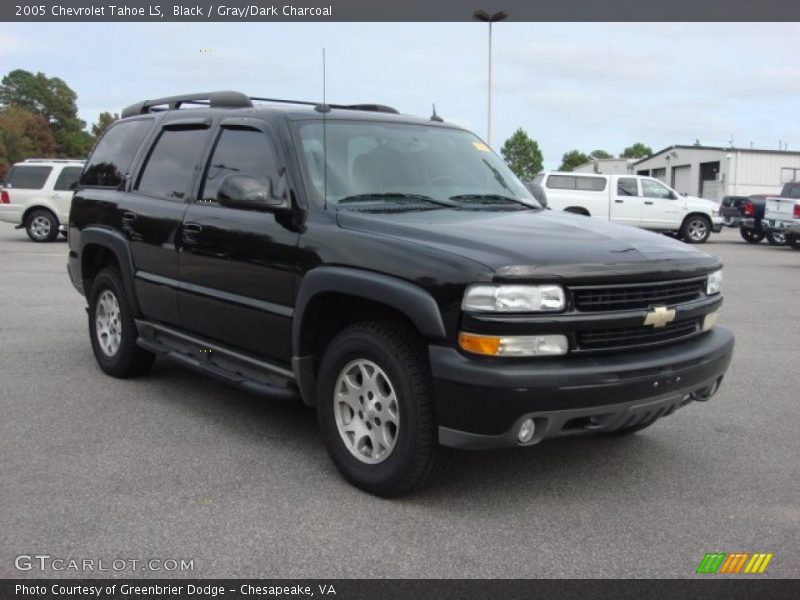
0 69 92 158
500 128 543 181
558 149 590 171
590 149 613 159
91 111 119 139
0 105 57 179
620 142 653 159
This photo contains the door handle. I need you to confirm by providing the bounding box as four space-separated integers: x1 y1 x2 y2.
615 199 624 203
644 201 654 205
182 222 203 245
122 212 137 223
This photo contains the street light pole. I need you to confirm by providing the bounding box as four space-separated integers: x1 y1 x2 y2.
473 10 507 147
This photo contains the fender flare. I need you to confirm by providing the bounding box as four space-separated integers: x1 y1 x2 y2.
78 227 142 316
291 267 447 406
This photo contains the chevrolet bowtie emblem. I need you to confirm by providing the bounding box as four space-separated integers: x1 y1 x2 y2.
643 306 676 328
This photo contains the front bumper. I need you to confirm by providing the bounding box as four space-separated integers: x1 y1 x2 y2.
711 216 724 233
431 327 734 449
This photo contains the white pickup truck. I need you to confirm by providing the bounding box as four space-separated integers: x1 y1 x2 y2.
763 182 800 250
529 172 723 243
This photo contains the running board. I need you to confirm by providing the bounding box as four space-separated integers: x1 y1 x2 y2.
135 320 298 401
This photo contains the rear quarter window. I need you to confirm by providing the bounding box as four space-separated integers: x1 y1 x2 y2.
53 166 84 191
5 166 53 190
81 119 154 188
546 175 576 190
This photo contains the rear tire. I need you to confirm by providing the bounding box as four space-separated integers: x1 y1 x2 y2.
787 233 800 250
316 320 447 497
739 228 764 244
25 209 59 242
766 230 788 246
680 215 711 243
88 267 155 378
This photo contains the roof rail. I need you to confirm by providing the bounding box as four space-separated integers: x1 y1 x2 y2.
121 91 253 119
23 158 85 163
250 97 399 114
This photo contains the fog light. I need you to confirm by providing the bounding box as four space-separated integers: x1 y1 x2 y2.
518 418 535 443
702 310 718 331
458 332 569 357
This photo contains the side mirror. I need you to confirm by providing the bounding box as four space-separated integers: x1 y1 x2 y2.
217 174 290 212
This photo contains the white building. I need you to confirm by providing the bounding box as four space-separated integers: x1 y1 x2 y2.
573 158 636 175
633 145 800 200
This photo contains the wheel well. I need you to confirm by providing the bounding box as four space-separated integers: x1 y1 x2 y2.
683 212 711 225
298 293 418 363
81 243 120 287
564 206 590 216
21 205 57 225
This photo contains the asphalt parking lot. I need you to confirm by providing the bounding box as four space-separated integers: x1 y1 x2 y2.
1 226 798 579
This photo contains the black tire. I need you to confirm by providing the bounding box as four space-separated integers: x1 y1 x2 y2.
787 233 800 250
316 320 447 497
600 417 658 437
24 208 59 242
680 215 711 244
766 230 788 246
739 228 764 244
88 267 155 378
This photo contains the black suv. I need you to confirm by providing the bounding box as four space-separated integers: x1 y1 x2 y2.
68 91 734 496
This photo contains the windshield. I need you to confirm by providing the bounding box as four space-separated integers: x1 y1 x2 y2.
294 120 538 208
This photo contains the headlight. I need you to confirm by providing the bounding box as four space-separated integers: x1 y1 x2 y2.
706 270 722 295
462 284 566 312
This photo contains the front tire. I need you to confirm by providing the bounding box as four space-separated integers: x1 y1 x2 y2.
316 321 446 497
681 215 711 244
88 267 155 378
766 230 788 246
25 209 59 242
739 228 764 244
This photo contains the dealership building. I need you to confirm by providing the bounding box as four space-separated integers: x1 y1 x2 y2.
632 145 800 200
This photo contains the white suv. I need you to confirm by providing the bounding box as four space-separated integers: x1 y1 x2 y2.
0 159 85 242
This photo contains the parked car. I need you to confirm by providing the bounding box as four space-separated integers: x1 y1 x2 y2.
67 91 734 496
718 194 781 244
763 182 800 248
0 159 85 242
529 172 723 243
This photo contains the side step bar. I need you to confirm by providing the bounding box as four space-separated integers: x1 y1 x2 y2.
135 320 298 401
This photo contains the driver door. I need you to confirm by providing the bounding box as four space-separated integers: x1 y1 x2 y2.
640 178 683 229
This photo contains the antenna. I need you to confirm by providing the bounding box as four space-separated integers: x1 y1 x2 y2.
322 48 328 210
430 103 443 123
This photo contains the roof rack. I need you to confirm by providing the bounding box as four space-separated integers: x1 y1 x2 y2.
23 158 85 163
120 91 400 119
121 91 253 119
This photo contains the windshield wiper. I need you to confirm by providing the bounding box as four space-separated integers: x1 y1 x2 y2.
449 194 535 208
338 193 453 207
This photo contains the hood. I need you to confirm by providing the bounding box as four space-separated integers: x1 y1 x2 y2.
337 208 721 282
685 195 719 210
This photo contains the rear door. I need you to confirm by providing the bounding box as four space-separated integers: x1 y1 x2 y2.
122 119 213 326
177 120 298 363
610 176 643 226
51 166 83 221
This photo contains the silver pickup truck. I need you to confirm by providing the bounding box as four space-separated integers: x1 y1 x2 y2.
763 182 800 249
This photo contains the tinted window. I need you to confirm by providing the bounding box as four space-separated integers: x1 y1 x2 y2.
137 128 209 200
201 128 279 202
546 175 575 190
6 166 52 189
641 179 673 199
53 166 83 191
575 176 606 191
618 177 638 196
81 119 153 188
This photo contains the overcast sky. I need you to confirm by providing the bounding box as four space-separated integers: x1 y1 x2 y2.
1 22 798 168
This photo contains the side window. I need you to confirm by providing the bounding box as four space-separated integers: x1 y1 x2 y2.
81 119 153 188
641 179 673 199
200 128 279 203
576 176 606 191
546 175 576 190
53 166 84 191
6 166 52 189
137 128 210 200
617 177 639 196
